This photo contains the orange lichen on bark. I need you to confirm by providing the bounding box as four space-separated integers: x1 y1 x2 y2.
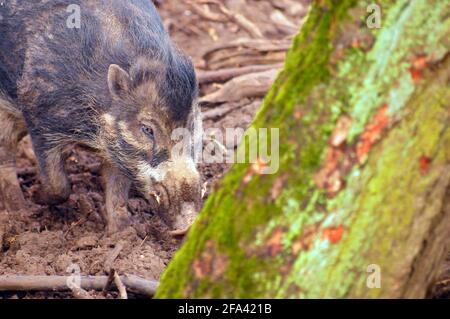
356 104 390 163
314 115 353 197
409 54 430 83
192 241 229 280
242 158 270 185
270 174 289 201
265 228 284 256
292 224 320 254
330 115 352 147
419 155 432 176
321 225 345 244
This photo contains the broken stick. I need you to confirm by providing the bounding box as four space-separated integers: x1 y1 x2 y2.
113 271 128 299
198 0 263 38
197 64 283 84
102 269 116 296
0 275 159 297
200 69 280 105
104 241 125 273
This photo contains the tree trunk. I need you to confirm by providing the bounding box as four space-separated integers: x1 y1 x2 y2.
156 0 450 298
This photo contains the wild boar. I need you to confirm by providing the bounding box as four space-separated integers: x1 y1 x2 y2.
0 0 202 234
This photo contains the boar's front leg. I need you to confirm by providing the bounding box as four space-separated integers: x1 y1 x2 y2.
30 139 72 205
101 163 132 234
0 107 27 211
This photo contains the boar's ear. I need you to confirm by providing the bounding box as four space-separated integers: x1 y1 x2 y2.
107 64 131 98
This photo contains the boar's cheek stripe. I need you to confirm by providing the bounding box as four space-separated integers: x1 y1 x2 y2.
147 149 169 168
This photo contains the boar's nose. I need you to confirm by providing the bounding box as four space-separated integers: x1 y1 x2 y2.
162 158 202 230
167 159 201 198
171 202 198 233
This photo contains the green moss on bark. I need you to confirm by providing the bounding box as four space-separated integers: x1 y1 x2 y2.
156 0 450 298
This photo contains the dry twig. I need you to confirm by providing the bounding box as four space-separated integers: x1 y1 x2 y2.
102 269 116 297
197 64 283 84
202 99 252 121
0 275 158 297
202 38 290 70
187 1 228 23
104 241 125 273
198 0 263 38
168 228 190 237
200 69 280 105
113 271 128 299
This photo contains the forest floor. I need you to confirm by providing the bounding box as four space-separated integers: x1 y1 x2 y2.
0 0 448 299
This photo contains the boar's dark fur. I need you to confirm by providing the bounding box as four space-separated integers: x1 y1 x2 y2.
0 0 202 233
1 0 196 136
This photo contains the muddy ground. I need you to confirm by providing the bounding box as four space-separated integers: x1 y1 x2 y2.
0 0 448 299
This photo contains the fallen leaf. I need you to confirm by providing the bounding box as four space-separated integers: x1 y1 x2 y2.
356 104 390 163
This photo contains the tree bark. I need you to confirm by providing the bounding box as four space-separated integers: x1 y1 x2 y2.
156 0 450 298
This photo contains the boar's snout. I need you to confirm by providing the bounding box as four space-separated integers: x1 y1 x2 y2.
147 158 201 232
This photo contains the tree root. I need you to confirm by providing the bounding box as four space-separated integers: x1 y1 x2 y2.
197 64 283 84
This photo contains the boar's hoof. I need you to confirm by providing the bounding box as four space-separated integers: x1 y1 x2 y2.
32 187 70 206
105 206 131 235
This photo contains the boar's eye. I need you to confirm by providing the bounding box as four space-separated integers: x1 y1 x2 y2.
141 125 155 139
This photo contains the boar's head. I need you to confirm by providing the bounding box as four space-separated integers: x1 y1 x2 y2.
101 54 202 232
